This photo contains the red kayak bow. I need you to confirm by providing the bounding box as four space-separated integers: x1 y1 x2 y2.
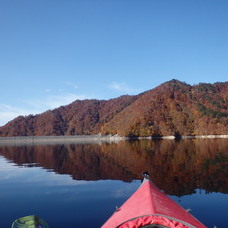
102 175 206 228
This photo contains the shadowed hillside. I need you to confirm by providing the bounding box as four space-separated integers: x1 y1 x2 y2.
0 80 227 137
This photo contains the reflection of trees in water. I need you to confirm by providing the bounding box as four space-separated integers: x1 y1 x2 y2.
0 139 227 195
0 143 135 182
100 139 228 195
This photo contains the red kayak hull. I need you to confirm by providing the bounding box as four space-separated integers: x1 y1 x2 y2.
102 179 206 228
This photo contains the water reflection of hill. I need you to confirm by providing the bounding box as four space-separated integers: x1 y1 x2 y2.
0 139 227 196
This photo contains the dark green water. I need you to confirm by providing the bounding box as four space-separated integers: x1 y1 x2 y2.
0 138 227 227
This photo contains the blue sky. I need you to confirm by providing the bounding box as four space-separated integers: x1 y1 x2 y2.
0 0 228 126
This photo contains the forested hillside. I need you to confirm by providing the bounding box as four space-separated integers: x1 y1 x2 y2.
0 80 227 137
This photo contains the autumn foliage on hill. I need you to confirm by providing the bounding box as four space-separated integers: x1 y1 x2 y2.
0 80 227 137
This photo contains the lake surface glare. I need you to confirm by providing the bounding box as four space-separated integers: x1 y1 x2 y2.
0 138 227 227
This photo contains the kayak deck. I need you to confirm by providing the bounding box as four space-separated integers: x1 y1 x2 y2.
102 177 206 228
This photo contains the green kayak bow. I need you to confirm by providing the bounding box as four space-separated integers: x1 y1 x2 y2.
11 215 49 228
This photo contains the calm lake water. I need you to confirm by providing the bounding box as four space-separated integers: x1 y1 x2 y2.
0 139 227 227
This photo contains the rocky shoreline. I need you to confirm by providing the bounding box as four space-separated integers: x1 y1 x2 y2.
0 135 124 145
0 134 228 145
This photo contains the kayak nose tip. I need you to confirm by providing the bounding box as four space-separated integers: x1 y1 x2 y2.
142 171 150 179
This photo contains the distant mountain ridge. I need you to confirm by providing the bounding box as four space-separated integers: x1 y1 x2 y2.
0 79 228 137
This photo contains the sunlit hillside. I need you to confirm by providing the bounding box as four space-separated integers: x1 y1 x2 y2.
0 80 227 137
